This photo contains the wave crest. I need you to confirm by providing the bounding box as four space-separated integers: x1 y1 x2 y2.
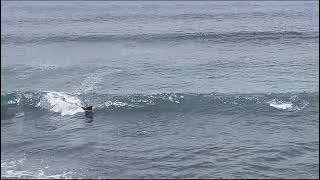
1 91 317 118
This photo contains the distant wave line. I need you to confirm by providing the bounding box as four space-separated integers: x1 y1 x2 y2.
1 31 318 44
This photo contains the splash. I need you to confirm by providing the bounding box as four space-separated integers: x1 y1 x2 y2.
269 100 293 110
43 92 84 116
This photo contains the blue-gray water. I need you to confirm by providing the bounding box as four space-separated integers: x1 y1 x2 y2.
1 1 319 179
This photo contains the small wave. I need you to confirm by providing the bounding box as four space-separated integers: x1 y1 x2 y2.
2 31 317 44
2 10 308 25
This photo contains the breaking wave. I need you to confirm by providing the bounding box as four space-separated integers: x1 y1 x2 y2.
1 91 318 118
1 91 84 117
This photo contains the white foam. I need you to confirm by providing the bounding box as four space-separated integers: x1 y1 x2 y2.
44 92 84 116
104 100 129 107
1 158 73 179
269 100 293 110
7 100 16 104
168 95 180 103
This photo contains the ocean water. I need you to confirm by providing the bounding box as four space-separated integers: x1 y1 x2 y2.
1 1 319 179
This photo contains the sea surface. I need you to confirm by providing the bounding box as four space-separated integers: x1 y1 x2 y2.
1 1 319 179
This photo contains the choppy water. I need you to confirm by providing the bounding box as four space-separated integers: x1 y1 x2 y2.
1 1 319 179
